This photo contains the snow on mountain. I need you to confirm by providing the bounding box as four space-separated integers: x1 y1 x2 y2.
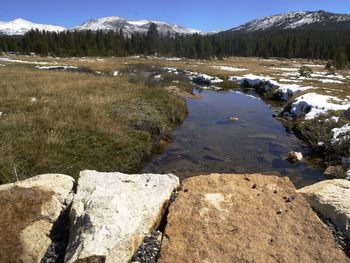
232 11 350 32
72 16 202 37
0 18 65 35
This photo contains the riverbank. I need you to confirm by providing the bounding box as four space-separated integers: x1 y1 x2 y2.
1 54 350 183
0 59 188 183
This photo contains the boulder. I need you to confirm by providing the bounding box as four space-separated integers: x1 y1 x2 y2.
286 151 303 163
0 174 74 263
158 174 349 263
324 165 346 179
299 179 350 239
341 107 350 121
64 170 179 263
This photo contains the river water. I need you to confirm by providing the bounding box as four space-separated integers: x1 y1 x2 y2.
143 89 324 188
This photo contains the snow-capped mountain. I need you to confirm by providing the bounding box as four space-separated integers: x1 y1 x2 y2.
231 11 350 32
72 16 202 37
0 18 65 35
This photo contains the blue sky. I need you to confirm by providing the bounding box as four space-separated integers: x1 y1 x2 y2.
1 0 350 32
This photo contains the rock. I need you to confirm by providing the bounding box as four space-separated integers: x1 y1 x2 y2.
341 108 350 121
286 151 303 163
158 173 349 263
0 174 74 263
299 179 350 240
65 170 179 263
324 165 346 179
228 116 239 121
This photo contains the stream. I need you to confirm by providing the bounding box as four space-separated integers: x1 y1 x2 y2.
143 88 324 189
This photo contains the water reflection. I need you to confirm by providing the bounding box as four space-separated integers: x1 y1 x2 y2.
143 89 323 188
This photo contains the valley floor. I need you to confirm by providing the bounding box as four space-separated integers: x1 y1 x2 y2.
0 54 350 262
1 54 350 182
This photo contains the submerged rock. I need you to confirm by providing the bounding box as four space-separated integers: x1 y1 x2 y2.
0 174 74 263
286 151 303 163
158 173 349 263
228 116 239 121
299 179 350 240
65 170 179 263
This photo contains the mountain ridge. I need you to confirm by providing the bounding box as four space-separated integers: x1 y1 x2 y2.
0 16 202 37
1 10 350 37
0 18 65 35
229 10 350 33
72 16 202 37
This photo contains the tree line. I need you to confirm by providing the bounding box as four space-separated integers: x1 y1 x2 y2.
0 23 349 68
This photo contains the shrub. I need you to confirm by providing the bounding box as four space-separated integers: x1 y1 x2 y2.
299 66 313 78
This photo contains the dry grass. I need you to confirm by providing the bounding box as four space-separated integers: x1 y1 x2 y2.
0 62 186 183
1 54 349 182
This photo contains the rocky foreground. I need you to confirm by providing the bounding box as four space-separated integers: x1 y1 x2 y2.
0 171 349 263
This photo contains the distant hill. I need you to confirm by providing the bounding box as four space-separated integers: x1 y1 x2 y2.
0 18 65 35
0 17 202 37
222 10 350 34
1 11 350 64
72 16 202 37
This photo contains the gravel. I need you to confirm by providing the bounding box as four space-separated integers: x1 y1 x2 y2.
132 231 163 263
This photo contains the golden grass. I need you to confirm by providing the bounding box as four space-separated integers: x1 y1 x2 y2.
1 54 349 183
0 63 186 183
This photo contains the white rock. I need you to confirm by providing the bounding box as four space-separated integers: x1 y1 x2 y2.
65 170 179 263
299 179 350 239
286 151 303 162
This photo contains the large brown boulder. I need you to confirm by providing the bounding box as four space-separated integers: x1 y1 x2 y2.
0 174 74 263
158 174 349 263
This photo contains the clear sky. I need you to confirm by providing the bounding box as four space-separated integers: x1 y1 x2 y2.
1 0 350 32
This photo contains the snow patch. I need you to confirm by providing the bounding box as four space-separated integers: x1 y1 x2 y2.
270 67 299 72
153 74 162 80
0 57 50 65
191 73 223 86
319 79 343 84
279 78 302 83
229 74 278 87
332 124 350 144
288 93 350 119
36 65 78 70
276 84 313 101
229 74 311 101
212 66 247 72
